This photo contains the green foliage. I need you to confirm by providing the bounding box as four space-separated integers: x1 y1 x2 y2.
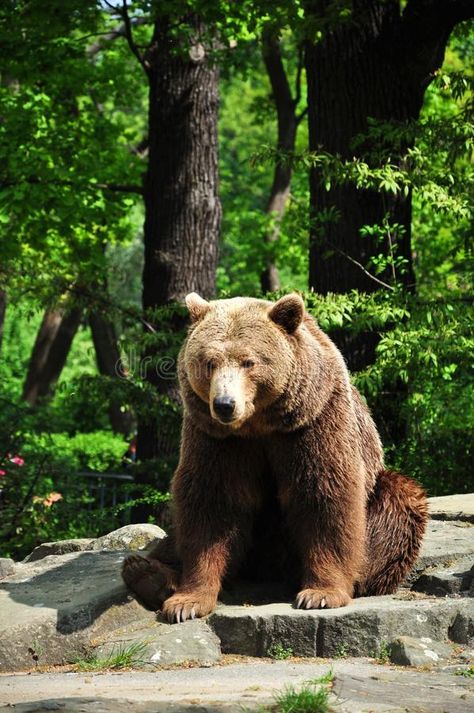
370 641 391 665
354 298 473 495
267 643 294 660
218 32 309 295
333 643 349 659
0 395 130 559
0 0 144 299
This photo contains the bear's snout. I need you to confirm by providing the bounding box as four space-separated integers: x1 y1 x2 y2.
213 395 236 421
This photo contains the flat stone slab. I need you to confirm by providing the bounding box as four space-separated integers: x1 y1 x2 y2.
429 493 474 523
0 550 151 671
93 619 221 667
414 519 474 573
0 550 220 672
209 596 473 658
24 538 95 563
412 557 474 596
1 660 472 712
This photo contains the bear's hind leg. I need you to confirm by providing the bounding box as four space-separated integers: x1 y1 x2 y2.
122 534 181 610
360 470 428 596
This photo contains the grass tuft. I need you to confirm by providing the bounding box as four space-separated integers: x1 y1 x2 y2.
74 641 147 671
272 671 334 713
455 666 474 678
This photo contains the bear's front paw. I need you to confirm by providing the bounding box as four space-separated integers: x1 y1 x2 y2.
295 587 351 609
162 590 217 623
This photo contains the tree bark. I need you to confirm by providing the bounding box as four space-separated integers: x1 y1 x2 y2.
136 16 221 469
141 19 220 311
22 306 82 404
260 32 300 293
89 311 134 436
304 0 473 295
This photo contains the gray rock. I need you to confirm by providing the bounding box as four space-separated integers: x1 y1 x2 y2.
209 596 474 658
409 519 474 581
23 539 94 563
0 549 153 671
94 619 221 667
411 557 474 596
1 660 472 713
92 524 166 552
429 493 474 523
388 635 453 666
0 558 15 580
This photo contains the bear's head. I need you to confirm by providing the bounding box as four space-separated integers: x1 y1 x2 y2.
181 293 306 431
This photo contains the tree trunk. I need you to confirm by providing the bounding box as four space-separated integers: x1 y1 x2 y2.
136 16 221 472
0 289 6 354
23 306 82 404
304 0 472 295
305 2 419 294
260 32 300 294
141 19 220 311
89 311 134 436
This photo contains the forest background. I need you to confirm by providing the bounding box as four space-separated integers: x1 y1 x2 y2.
0 0 472 559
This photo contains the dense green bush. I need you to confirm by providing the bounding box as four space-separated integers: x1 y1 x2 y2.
0 397 131 559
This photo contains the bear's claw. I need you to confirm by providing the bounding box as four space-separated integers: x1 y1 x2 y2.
162 590 216 623
295 588 351 609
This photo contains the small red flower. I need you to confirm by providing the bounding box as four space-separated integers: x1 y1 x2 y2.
10 455 25 466
0 469 6 477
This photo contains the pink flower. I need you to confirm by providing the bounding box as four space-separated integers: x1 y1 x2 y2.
0 469 6 477
10 455 25 466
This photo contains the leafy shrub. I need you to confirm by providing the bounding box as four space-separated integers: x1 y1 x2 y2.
0 398 130 559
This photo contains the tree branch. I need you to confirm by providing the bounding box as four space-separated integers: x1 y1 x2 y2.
294 43 305 109
262 29 294 114
320 237 396 291
120 0 148 74
401 0 474 88
405 0 474 26
101 1 149 73
0 177 143 195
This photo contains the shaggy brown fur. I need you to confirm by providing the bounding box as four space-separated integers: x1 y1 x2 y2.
122 293 428 622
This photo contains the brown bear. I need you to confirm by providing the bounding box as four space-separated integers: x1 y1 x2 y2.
123 293 428 623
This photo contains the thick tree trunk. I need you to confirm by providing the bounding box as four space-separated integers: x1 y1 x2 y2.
305 1 422 294
141 19 220 311
136 17 221 472
90 311 134 436
260 33 300 293
304 0 473 295
22 306 82 404
304 0 473 370
0 289 6 354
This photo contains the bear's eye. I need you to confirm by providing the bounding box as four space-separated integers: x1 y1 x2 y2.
242 359 255 369
205 359 216 376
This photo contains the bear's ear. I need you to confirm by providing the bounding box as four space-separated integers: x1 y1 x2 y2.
268 293 304 334
185 292 210 323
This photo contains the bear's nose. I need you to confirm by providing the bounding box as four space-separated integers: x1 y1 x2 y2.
213 395 236 420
